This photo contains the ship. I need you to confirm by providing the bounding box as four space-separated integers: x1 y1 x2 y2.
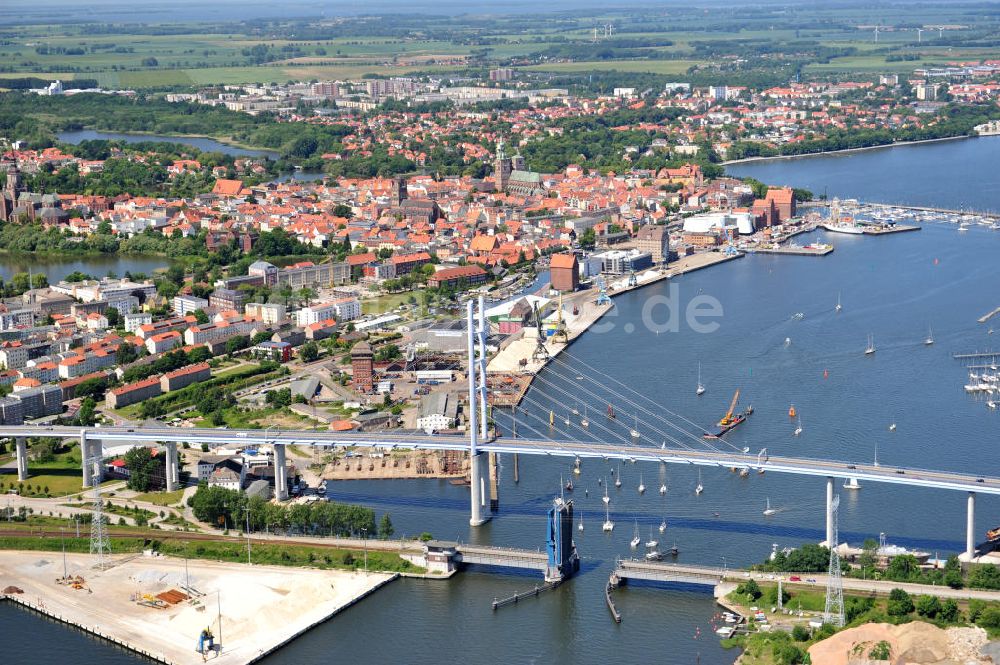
703 389 753 438
821 221 865 235
987 526 1000 542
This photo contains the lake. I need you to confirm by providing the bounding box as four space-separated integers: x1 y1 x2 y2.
0 254 168 283
57 130 280 160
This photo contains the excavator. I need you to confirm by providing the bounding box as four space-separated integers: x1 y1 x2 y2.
704 389 753 439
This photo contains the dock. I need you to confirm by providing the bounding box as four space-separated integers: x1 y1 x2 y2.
954 351 1000 360
0 551 396 665
491 580 559 610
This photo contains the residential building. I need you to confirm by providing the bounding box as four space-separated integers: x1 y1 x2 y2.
174 294 209 317
0 341 28 371
14 384 63 419
208 458 245 491
123 311 152 334
106 375 162 409
160 362 211 392
209 288 247 312
245 302 286 325
145 330 183 355
426 265 488 289
184 319 256 346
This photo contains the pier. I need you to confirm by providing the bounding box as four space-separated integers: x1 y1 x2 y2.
0 551 396 665
978 307 1000 324
744 245 833 257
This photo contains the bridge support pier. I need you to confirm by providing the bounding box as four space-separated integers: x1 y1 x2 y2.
470 452 488 526
15 437 28 481
825 477 834 547
967 491 976 561
165 442 178 492
274 443 288 501
81 430 93 488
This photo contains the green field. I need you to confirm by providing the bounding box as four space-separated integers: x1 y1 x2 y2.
524 59 704 75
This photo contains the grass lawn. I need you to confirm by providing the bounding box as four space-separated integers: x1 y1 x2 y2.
132 489 186 507
193 406 312 430
362 292 415 316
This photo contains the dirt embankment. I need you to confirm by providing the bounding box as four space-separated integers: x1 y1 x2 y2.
807 622 992 665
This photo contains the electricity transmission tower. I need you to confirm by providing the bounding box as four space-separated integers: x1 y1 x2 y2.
88 454 111 569
823 494 844 627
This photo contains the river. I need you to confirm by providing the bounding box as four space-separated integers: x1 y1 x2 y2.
6 138 1000 664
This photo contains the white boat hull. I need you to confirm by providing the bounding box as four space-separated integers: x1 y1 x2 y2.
822 223 864 235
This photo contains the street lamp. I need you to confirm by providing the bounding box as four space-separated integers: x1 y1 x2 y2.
243 505 251 565
361 528 368 574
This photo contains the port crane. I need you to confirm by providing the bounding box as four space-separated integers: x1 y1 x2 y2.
718 389 741 427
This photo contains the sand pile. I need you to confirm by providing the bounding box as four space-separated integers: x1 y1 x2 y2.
808 622 993 665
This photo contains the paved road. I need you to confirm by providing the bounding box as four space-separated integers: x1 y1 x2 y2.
4 425 997 495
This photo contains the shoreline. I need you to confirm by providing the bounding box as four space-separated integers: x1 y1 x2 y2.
57 128 279 158
721 134 972 166
0 550 397 665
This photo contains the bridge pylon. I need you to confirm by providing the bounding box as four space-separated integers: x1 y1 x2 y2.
545 496 580 583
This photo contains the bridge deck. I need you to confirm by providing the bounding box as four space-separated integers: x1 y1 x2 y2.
5 425 998 495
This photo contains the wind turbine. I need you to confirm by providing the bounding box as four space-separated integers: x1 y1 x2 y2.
917 28 923 43
873 25 880 43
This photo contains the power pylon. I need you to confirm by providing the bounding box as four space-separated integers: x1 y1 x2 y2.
88 454 111 569
823 494 844 627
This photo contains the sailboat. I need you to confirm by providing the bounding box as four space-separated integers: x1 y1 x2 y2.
637 473 645 495
614 465 622 489
844 477 861 490
602 503 614 532
763 498 777 516
794 415 803 437
564 415 571 426
695 470 704 495
602 479 610 505
696 362 706 396
889 422 896 432
865 333 876 355
659 482 667 496
581 405 589 428
578 512 585 532
630 520 641 549
924 327 934 346
573 456 581 475
630 415 641 439
659 518 667 533
836 292 842 313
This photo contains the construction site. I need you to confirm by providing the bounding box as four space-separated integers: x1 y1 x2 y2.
0 551 395 665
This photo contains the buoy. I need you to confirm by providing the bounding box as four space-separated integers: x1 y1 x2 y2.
788 404 797 418
823 369 829 379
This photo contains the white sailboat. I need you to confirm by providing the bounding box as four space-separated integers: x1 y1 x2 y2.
793 415 802 437
835 292 842 313
645 527 659 549
573 456 581 475
630 521 641 549
924 327 934 346
889 422 896 432
659 482 667 496
614 465 622 489
844 477 861 490
602 479 610 505
695 470 704 495
659 518 667 533
865 333 876 355
696 362 706 396
578 512 585 532
763 497 777 516
637 473 645 495
602 503 614 532
581 404 589 428
630 415 641 439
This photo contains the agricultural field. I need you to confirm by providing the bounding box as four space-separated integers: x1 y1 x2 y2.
524 59 704 76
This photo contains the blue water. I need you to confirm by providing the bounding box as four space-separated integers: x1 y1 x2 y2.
7 137 1000 665
57 130 280 160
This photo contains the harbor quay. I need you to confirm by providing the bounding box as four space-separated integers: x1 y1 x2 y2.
0 551 395 665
